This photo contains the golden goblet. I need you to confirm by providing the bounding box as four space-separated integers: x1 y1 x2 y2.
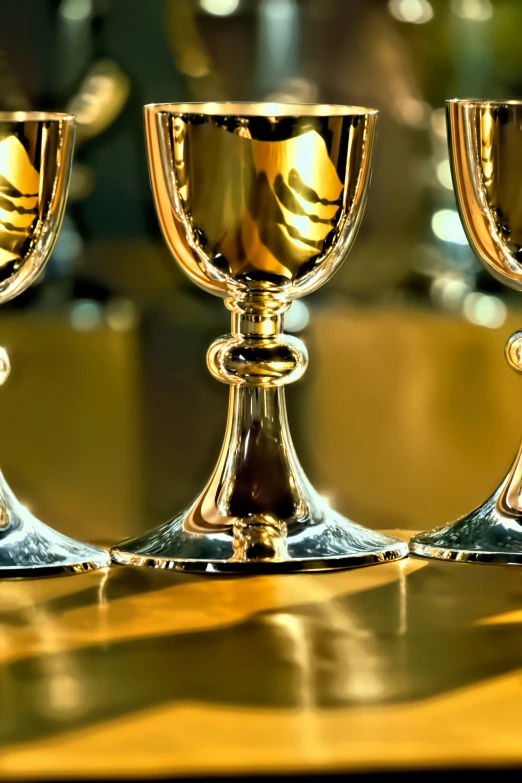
0 112 109 577
411 99 522 564
111 102 408 573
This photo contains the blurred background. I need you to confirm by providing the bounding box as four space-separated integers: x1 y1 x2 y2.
0 0 520 542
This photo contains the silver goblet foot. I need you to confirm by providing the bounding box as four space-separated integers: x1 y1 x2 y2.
410 491 522 566
0 471 109 577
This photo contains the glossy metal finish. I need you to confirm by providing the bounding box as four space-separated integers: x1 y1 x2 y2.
0 112 110 577
112 386 407 573
0 113 73 302
142 102 376 299
446 100 522 292
112 102 408 572
0 471 109 577
411 99 522 565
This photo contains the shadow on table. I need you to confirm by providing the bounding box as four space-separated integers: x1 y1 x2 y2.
1 557 522 746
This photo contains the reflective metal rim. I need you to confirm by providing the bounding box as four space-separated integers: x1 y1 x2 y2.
0 553 111 580
111 543 409 574
409 539 522 565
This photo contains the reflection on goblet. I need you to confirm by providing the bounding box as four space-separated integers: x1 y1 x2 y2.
0 112 109 577
111 102 408 572
411 99 522 564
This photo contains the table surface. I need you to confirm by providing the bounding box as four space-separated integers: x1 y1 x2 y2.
3 533 522 780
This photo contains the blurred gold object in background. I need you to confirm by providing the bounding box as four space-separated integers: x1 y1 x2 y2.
67 59 130 146
111 102 408 572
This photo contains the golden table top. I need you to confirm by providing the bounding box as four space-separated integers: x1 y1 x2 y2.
2 537 522 779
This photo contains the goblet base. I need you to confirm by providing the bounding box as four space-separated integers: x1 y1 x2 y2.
409 488 522 565
111 511 408 574
0 471 110 578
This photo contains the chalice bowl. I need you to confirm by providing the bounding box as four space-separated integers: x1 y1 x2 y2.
410 99 522 564
111 102 408 573
0 112 109 576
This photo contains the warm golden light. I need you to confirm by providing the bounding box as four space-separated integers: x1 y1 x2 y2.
388 0 434 24
451 0 493 21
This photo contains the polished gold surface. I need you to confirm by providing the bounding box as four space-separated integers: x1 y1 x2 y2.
411 100 522 563
447 100 522 292
5 543 522 778
112 102 407 571
0 112 73 303
145 102 376 297
0 113 109 576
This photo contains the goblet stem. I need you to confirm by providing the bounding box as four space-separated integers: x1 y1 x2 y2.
497 440 522 516
206 299 320 558
218 385 307 520
208 385 312 560
111 295 408 572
